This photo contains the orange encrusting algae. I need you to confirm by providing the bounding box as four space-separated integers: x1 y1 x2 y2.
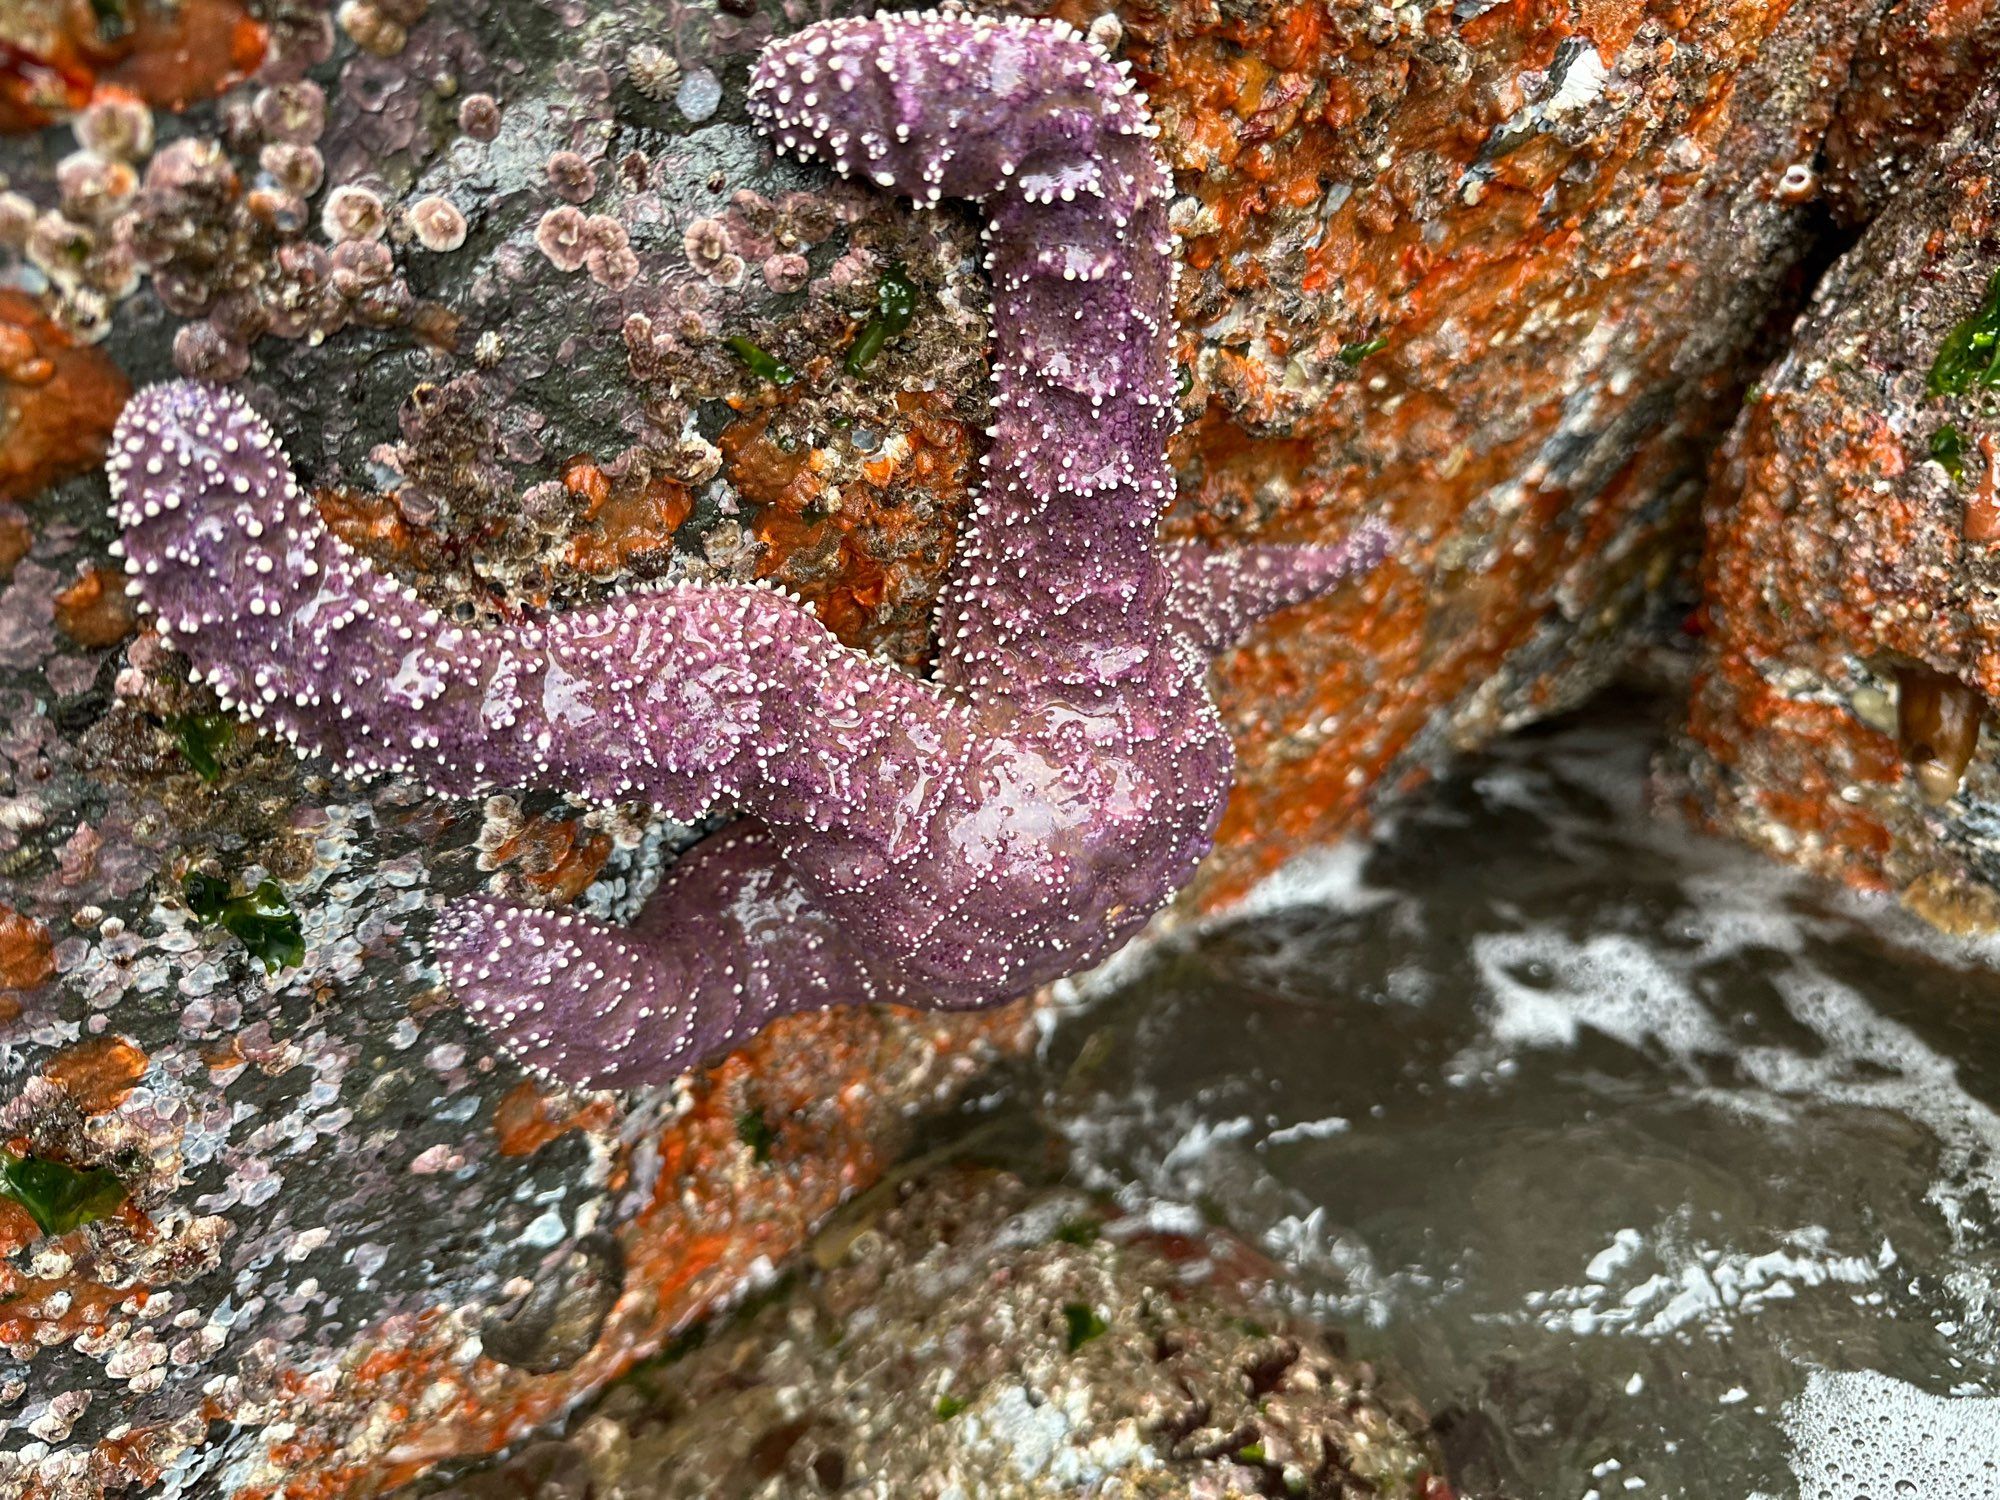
44 1035 151 1116
0 904 56 993
482 810 615 907
561 459 694 581
724 390 974 669
491 1079 618 1159
0 0 265 131
0 290 130 503
53 564 139 648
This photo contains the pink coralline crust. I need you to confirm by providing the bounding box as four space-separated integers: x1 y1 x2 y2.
108 11 1384 1091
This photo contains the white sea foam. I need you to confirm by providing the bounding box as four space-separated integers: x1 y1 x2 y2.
1468 928 1733 1063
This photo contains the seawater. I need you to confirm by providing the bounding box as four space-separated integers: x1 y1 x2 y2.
950 699 2000 1499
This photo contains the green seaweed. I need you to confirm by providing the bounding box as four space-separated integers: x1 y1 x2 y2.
1929 271 2000 397
1236 1442 1268 1464
1932 423 1968 481
1338 336 1389 365
166 712 234 781
184 874 305 973
934 1393 967 1420
736 1107 776 1164
1052 1217 1101 1247
0 1151 125 1236
726 335 796 385
1175 363 1194 400
1062 1301 1106 1352
844 266 918 375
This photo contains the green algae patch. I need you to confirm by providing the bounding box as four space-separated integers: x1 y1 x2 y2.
1062 1301 1106 1352
934 1393 967 1420
1338 336 1389 365
166 712 235 781
736 1107 776 1164
185 874 305 973
1052 1217 1100 1247
1928 272 2000 397
726 335 795 386
1931 424 1968 480
0 1151 125 1236
845 265 917 375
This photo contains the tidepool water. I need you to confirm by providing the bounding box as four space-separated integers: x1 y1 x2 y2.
938 697 2000 1499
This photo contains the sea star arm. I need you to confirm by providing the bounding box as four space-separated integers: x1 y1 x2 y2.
437 821 884 1089
108 381 949 827
751 10 1181 711
1163 524 1394 656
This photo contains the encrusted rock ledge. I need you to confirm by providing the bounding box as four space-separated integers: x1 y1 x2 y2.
1681 72 2000 927
419 1166 1452 1500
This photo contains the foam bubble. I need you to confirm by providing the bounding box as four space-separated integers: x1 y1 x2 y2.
1784 1370 2000 1500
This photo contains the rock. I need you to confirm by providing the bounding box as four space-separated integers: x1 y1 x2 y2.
420 1167 1452 1500
1683 73 2000 917
1132 0 1996 906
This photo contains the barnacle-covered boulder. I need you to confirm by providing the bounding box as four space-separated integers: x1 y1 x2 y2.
420 1166 1452 1500
1681 73 2000 928
1 0 1997 1494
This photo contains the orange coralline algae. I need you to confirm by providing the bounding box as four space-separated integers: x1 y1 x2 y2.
1688 383 1950 885
0 506 28 578
492 1078 617 1159
726 392 972 667
45 1035 151 1116
53 563 139 648
0 0 265 131
1685 70 2000 902
561 457 693 580
481 810 614 907
0 290 129 503
0 904 55 993
316 486 457 578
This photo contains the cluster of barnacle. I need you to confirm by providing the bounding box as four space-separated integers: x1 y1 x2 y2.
336 0 432 59
337 371 724 607
681 188 837 294
0 95 154 343
0 0 508 386
0 47 474 383
532 203 638 290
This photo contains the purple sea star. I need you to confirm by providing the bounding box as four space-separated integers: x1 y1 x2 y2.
107 10 1387 1090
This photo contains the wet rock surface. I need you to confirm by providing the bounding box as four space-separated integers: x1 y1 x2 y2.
419 1165 1450 1500
1683 69 2000 921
